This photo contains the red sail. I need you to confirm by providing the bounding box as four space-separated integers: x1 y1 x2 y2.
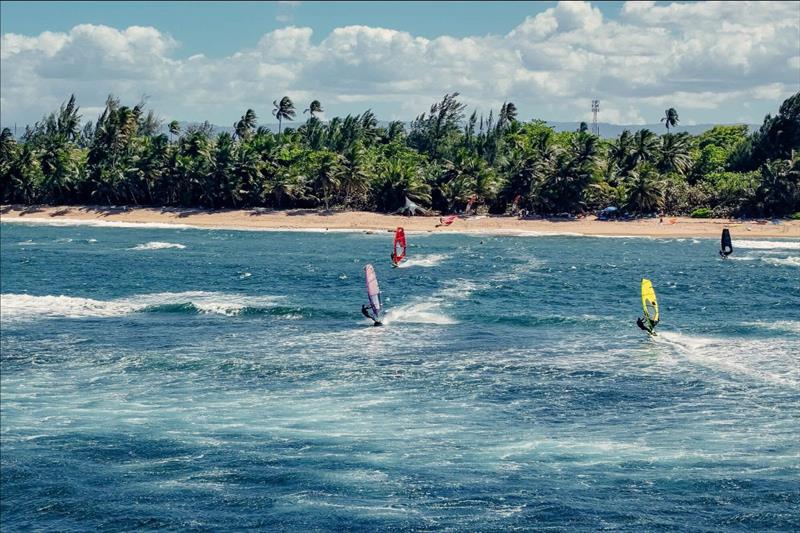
392 227 406 265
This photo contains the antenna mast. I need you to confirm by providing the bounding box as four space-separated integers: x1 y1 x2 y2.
591 99 599 136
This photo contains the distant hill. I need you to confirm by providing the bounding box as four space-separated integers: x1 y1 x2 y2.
4 119 759 140
171 120 758 139
545 121 757 138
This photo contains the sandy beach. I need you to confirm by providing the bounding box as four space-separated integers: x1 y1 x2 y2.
2 205 799 238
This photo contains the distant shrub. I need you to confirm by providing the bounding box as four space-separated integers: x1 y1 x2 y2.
792 212 800 220
690 207 712 218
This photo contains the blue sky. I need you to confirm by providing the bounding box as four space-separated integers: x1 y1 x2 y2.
1 1 798 127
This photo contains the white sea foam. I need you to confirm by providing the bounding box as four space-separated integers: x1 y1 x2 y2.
743 320 800 334
383 302 457 325
380 279 481 325
1 217 198 230
0 217 367 234
656 331 798 388
130 241 186 250
396 254 449 268
489 257 545 282
0 292 282 322
735 240 800 250
762 256 800 267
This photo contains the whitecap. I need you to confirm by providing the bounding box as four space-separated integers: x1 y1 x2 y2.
130 241 186 250
761 256 800 267
0 291 283 322
382 302 457 325
396 254 449 268
742 320 800 334
655 331 798 388
735 240 800 250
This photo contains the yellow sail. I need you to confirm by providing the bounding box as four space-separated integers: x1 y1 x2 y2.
641 278 659 324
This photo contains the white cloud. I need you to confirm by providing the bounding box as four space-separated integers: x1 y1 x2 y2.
276 1 301 23
1 1 798 128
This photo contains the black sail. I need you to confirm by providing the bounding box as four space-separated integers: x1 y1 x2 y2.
721 228 733 257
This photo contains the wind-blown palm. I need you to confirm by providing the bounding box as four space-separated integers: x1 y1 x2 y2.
273 96 296 134
374 157 431 211
234 109 257 140
625 166 663 213
168 120 180 142
658 133 692 175
661 108 679 132
757 157 800 215
312 151 344 210
630 129 659 167
303 100 323 118
499 101 518 129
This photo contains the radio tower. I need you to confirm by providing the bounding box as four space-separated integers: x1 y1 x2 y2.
591 99 599 136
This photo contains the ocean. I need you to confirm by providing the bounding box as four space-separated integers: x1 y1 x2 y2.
1 220 798 531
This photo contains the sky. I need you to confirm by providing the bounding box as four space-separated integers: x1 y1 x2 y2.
1 1 799 128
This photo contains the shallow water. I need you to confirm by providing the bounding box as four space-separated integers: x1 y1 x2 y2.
2 222 799 531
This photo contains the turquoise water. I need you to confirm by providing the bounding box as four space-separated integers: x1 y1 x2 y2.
2 220 799 531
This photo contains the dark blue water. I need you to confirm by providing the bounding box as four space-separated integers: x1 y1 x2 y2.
2 220 799 531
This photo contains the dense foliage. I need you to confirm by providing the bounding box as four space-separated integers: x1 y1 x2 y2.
2 92 799 217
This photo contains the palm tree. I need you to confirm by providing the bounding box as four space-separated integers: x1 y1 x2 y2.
498 101 518 130
273 96 296 134
625 165 663 214
661 108 679 132
630 129 659 167
56 94 81 141
757 157 800 215
168 120 180 142
610 130 632 166
374 155 431 212
0 128 15 160
579 122 588 133
234 109 257 140
303 100 323 118
339 144 371 207
312 151 343 210
658 133 692 175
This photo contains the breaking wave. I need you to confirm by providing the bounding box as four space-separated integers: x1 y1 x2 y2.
0 292 284 322
396 254 449 268
735 240 800 250
761 256 800 267
130 241 186 250
655 331 798 388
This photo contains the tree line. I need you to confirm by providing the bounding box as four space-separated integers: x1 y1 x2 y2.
1 92 798 218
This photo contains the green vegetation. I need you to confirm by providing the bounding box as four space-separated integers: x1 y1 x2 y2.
2 92 799 217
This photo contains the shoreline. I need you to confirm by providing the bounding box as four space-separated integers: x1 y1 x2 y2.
2 205 799 239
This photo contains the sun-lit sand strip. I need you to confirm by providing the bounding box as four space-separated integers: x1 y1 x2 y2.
2 205 799 238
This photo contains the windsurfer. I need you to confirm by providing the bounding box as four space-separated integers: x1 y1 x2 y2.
636 316 657 334
361 304 382 326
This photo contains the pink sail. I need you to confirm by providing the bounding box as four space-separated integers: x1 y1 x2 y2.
364 264 382 317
